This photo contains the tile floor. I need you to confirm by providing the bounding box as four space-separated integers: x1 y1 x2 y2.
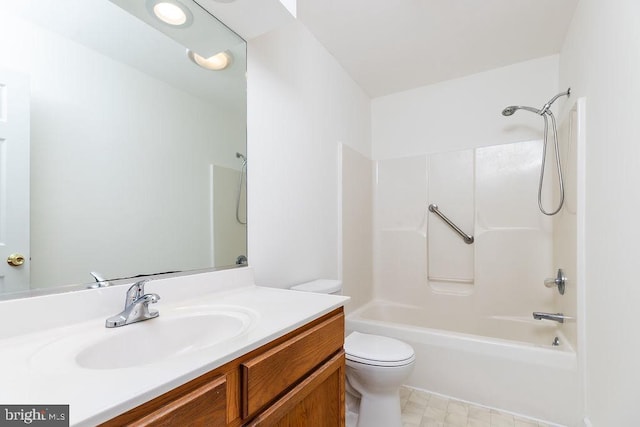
400 386 553 427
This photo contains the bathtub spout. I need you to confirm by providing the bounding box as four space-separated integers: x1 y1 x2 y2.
532 312 571 323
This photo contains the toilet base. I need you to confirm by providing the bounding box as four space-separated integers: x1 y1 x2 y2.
345 406 359 427
356 390 402 427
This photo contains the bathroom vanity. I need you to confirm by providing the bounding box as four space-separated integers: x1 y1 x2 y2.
0 268 348 426
101 308 345 426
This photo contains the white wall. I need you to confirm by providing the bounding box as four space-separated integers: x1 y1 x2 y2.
372 55 559 159
560 1 640 425
246 21 371 288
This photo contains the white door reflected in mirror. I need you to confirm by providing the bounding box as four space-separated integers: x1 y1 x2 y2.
0 70 30 294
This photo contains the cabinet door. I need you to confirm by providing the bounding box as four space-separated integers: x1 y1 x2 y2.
245 351 345 427
124 375 227 427
241 312 344 418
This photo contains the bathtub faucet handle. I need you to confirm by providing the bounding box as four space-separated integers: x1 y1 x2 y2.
544 268 566 295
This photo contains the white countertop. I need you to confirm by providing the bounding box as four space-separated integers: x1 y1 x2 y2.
0 268 348 426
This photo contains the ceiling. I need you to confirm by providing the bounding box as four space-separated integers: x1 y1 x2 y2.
297 0 580 98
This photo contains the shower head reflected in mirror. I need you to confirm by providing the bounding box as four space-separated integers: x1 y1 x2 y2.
235 152 247 225
501 105 543 116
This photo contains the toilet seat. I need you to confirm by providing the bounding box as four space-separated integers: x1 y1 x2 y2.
290 279 342 294
345 332 415 367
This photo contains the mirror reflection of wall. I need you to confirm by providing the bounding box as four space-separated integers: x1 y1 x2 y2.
0 0 247 296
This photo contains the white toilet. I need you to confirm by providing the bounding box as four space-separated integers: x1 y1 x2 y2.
290 279 344 295
344 331 415 427
290 280 416 427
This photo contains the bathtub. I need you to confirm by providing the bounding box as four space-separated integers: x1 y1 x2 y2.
346 300 581 426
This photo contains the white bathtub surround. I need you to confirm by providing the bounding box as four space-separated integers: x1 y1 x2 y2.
341 144 374 313
551 99 583 363
0 267 348 426
427 149 475 288
212 165 248 266
347 301 580 426
373 140 554 315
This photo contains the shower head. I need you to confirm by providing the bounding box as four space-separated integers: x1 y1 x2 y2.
502 106 518 116
501 105 542 116
502 88 571 117
236 152 247 165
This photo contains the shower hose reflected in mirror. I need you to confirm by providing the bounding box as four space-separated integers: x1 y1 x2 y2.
501 88 570 216
235 152 247 225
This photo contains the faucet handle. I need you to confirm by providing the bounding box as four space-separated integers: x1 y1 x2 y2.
125 279 149 308
88 271 112 288
544 268 566 295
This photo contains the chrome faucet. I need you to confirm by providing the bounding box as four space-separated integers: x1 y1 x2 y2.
532 312 571 323
105 280 160 328
87 271 112 289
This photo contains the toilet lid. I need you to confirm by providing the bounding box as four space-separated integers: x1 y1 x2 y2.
290 279 342 294
344 332 415 367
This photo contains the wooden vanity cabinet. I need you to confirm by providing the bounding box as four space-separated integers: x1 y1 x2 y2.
121 375 228 427
244 351 345 427
100 307 345 427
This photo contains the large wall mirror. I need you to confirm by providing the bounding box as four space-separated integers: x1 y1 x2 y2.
0 0 247 298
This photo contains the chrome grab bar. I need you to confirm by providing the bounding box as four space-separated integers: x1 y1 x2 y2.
428 204 474 244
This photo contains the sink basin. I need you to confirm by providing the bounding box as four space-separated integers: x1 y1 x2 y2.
30 306 257 371
77 309 254 369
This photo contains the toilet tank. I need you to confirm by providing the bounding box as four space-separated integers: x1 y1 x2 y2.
290 279 342 295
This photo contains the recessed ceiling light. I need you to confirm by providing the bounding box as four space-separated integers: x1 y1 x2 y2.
146 0 193 28
187 50 233 71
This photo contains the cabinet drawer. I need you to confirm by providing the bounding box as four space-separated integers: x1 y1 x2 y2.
241 312 344 418
245 351 346 427
128 375 227 427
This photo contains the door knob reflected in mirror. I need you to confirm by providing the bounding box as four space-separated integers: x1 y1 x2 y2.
7 253 25 267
